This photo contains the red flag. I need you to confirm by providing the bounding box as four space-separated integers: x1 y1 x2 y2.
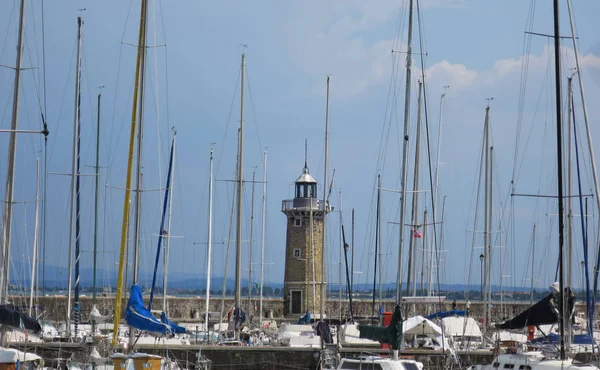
413 229 423 238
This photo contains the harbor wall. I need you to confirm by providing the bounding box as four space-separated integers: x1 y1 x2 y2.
19 295 594 322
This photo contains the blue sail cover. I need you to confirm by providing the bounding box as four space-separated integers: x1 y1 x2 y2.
426 309 466 320
126 285 169 335
530 333 595 345
160 312 185 334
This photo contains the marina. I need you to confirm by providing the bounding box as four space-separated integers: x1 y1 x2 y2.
1 0 600 369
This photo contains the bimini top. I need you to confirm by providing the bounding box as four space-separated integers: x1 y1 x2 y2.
296 166 316 184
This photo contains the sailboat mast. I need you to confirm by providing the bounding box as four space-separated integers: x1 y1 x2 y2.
377 175 383 306
0 0 25 307
234 52 246 338
92 92 101 330
128 0 149 348
112 0 148 347
67 16 83 339
339 190 343 321
482 106 490 332
407 80 423 297
205 146 214 336
552 0 566 360
248 170 256 319
320 76 330 319
259 150 267 325
566 0 600 230
566 76 573 290
162 131 176 314
29 159 40 317
396 0 414 305
372 182 378 317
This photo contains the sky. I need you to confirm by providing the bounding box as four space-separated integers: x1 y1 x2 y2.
1 0 600 295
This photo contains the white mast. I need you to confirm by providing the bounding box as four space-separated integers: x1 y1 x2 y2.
234 52 246 339
566 0 600 220
338 190 343 321
162 130 177 315
66 16 83 339
395 0 414 307
408 80 423 301
248 170 256 320
205 146 214 336
259 149 267 325
0 0 26 307
29 159 40 317
320 76 331 319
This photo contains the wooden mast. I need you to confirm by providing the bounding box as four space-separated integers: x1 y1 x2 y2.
112 0 148 347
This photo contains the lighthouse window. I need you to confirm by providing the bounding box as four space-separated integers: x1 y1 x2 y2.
293 248 301 258
294 218 303 227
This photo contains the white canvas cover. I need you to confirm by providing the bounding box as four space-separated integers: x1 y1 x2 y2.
403 316 443 337
0 348 42 363
494 331 528 343
441 316 482 337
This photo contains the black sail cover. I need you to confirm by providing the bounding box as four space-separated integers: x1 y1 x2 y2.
0 304 41 333
495 289 574 330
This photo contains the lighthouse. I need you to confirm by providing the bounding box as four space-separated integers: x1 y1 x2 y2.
281 160 330 317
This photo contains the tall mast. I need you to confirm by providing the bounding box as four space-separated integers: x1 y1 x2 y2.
566 76 573 290
407 80 423 297
482 105 491 332
396 0 414 305
162 131 176 314
92 92 101 334
205 146 214 336
377 175 383 306
259 150 267 325
112 0 148 347
248 170 256 320
29 159 40 317
320 76 330 319
128 0 149 348
339 190 343 321
566 0 600 231
67 16 83 339
487 146 494 330
552 0 566 360
234 52 246 338
0 0 26 307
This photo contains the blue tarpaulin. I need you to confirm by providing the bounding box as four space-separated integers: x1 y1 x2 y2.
530 333 595 345
426 310 466 320
160 312 185 334
126 285 169 335
297 310 311 324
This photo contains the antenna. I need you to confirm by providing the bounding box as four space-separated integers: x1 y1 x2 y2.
486 97 494 108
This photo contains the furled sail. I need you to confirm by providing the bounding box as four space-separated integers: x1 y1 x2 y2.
358 304 403 350
126 285 169 335
495 287 575 330
160 312 185 334
0 304 41 333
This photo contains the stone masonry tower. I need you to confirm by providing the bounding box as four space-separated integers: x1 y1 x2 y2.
281 160 328 317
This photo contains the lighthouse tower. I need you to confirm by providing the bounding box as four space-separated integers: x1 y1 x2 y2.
281 160 328 317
